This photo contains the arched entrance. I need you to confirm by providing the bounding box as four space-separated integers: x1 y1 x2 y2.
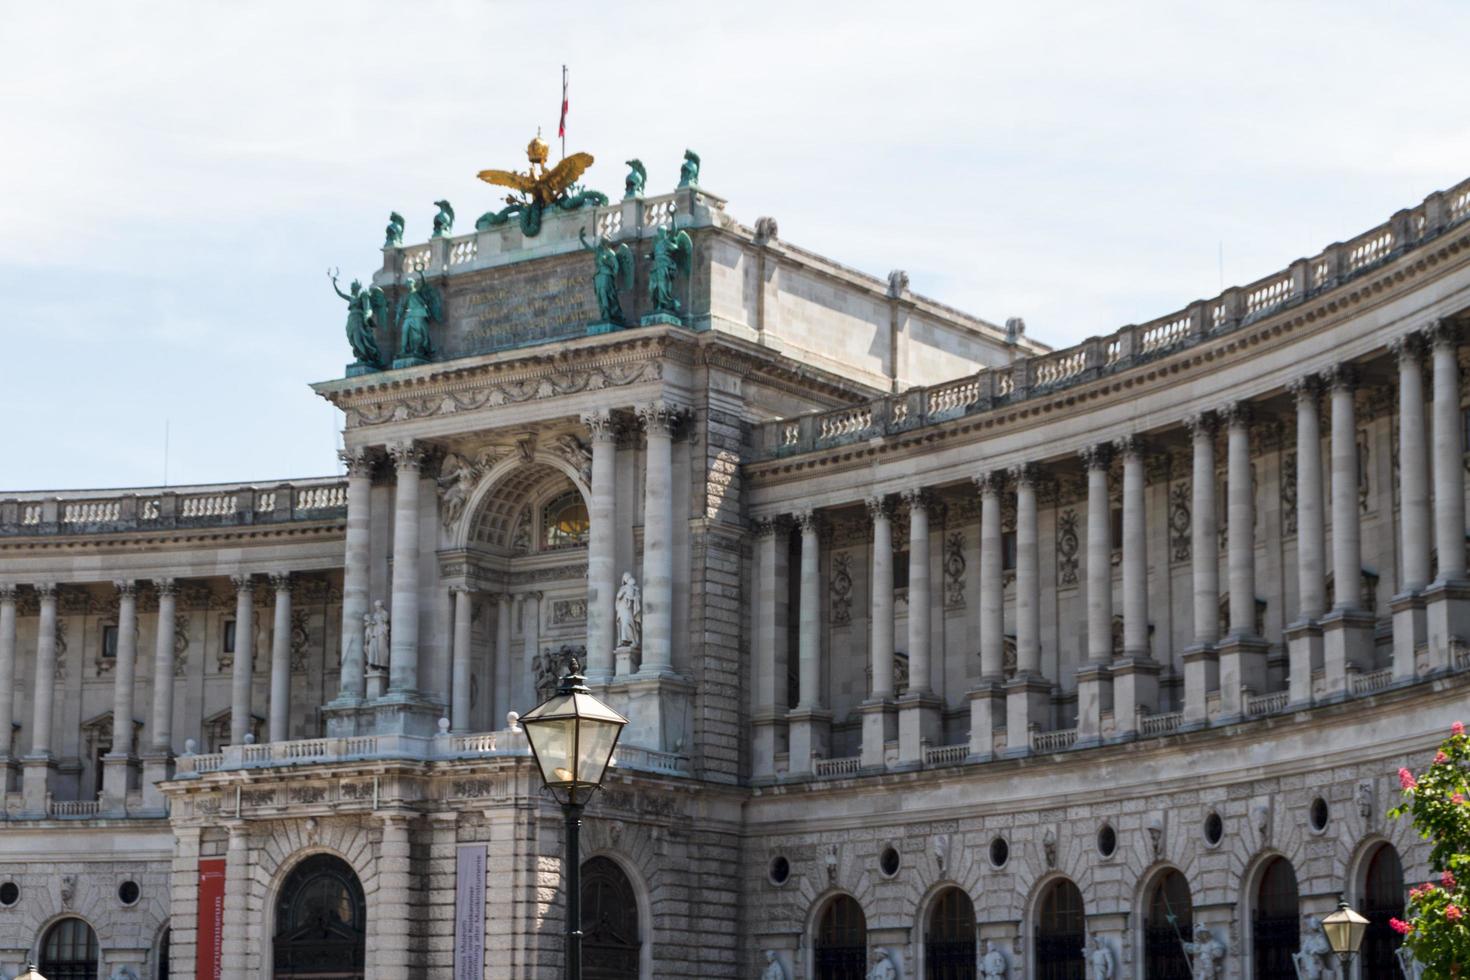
1251 857 1299 979
40 917 99 980
1360 843 1405 976
1143 869 1191 979
582 856 641 980
1035 878 1085 980
272 854 366 979
814 895 867 980
925 887 976 979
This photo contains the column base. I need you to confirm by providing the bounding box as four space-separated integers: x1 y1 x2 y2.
1075 664 1113 745
896 692 944 766
1005 674 1052 754
1181 643 1219 726
1284 620 1323 707
20 754 55 817
607 673 693 753
1321 608 1376 698
101 752 135 816
1110 656 1161 739
786 706 832 775
1390 591 1427 683
1424 579 1470 676
1217 634 1270 721
967 681 1006 760
140 752 174 814
857 699 896 770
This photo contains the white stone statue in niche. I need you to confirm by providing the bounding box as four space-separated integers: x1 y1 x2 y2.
866 947 897 980
981 940 1008 978
364 600 390 671
1181 922 1225 980
615 573 642 650
759 950 787 980
1086 935 1114 979
1291 915 1331 979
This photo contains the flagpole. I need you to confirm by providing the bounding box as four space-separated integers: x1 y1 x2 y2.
560 65 567 160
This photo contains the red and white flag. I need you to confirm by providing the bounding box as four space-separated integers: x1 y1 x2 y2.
558 65 568 139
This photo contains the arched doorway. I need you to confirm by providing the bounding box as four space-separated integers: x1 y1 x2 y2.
925 887 976 979
1035 878 1085 980
40 917 99 980
814 895 868 980
156 927 170 980
1360 843 1405 976
272 854 366 979
1251 857 1299 979
1143 869 1191 979
582 856 641 980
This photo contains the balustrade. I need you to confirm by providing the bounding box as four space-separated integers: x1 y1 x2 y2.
1030 728 1079 752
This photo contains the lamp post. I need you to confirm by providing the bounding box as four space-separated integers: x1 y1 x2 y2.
520 660 628 980
1321 898 1369 974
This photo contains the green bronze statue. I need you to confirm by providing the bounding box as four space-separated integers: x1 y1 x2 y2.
431 200 455 238
579 228 634 326
624 159 646 199
330 269 388 370
678 149 700 188
646 226 693 317
384 212 405 248
393 272 444 368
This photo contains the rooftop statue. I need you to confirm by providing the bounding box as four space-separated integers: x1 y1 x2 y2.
393 272 444 368
431 200 455 238
384 211 405 248
624 159 646 199
645 225 693 323
580 227 633 328
329 269 388 372
475 132 608 237
679 149 700 188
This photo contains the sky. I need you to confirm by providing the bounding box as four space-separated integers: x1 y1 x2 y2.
4 1 1468 491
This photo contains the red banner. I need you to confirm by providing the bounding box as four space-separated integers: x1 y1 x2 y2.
196 858 226 980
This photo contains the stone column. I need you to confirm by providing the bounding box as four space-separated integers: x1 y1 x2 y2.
268 575 291 743
1425 320 1470 674
860 496 897 768
1006 465 1050 752
1077 445 1113 742
335 448 373 703
229 576 255 745
1322 364 1374 695
969 472 1006 758
520 592 542 712
494 593 512 725
1218 404 1268 719
388 441 425 695
220 822 250 980
142 578 177 811
898 490 940 765
1182 414 1219 724
450 587 472 733
102 580 138 812
582 410 618 685
637 402 678 676
0 587 15 762
788 513 828 773
1286 377 1326 706
1392 335 1431 680
22 584 57 812
753 519 791 777
1112 437 1159 736
371 813 414 975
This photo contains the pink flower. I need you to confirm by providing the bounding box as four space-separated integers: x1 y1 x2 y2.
1400 767 1418 790
1437 750 1450 764
1454 721 1465 736
1445 870 1459 890
1455 793 1468 805
1391 917 1413 935
1446 904 1463 923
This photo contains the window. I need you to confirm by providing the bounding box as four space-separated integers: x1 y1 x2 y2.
1002 531 1018 571
542 492 590 549
1252 858 1300 980
100 625 118 660
1144 870 1192 980
1361 844 1406 977
118 880 140 905
273 854 366 979
815 895 867 980
582 857 640 980
1309 797 1329 832
1203 812 1223 846
926 888 977 980
223 620 236 655
1096 824 1117 858
768 856 790 886
41 917 99 980
989 836 1009 869
0 881 17 906
1035 879 1085 980
878 846 900 877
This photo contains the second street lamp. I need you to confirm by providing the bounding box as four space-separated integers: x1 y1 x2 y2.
520 660 629 980
1321 898 1369 973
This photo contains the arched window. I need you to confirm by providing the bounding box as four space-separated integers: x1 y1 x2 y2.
1035 879 1085 980
1361 844 1405 976
1252 857 1299 980
1143 870 1192 979
582 857 641 980
40 917 99 980
926 887 976 980
273 854 366 979
815 895 867 980
543 491 590 549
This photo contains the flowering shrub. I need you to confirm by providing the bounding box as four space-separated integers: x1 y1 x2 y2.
1390 721 1470 973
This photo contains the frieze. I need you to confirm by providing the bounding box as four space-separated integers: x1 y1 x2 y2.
240 789 276 808
340 781 374 801
287 784 330 805
448 778 500 800
550 598 587 626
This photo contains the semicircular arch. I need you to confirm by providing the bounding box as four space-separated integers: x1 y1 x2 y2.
453 452 591 550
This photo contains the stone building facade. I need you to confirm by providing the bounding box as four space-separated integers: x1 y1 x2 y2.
1 154 1468 979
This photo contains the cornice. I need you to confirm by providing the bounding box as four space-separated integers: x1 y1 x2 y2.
0 520 346 555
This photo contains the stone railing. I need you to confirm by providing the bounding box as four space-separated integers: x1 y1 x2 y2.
0 477 349 537
924 743 969 768
1247 690 1291 717
1138 711 1184 737
813 755 862 779
1030 728 1079 753
752 175 1470 460
1350 667 1395 696
48 799 102 818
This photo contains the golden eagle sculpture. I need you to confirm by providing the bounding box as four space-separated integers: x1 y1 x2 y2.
475 133 607 237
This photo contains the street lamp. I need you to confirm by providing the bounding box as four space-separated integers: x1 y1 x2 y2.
520 660 628 980
1321 898 1369 973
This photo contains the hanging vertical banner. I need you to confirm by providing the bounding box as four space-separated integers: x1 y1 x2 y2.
196 858 227 980
454 843 487 980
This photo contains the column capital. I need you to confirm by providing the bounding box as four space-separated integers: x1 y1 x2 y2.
581 409 620 442
1424 317 1461 350
269 573 292 593
34 583 57 600
1078 443 1114 471
152 577 177 597
899 487 932 513
1218 401 1253 429
865 496 893 522
112 580 137 598
1113 434 1148 459
752 515 785 538
1183 412 1217 439
519 590 544 604
1288 374 1322 402
637 401 684 436
449 584 472 598
230 575 255 596
793 510 821 534
1008 462 1042 488
0 585 15 603
1390 331 1426 364
1324 363 1359 393
973 470 1005 496
339 447 376 477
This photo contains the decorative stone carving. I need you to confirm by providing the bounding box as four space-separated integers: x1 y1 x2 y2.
1146 813 1164 859
981 940 1009 978
824 844 838 883
551 598 587 626
830 553 854 626
1182 922 1225 979
1087 935 1114 979
364 600 390 672
438 452 481 530
1043 826 1057 868
1281 452 1298 535
549 433 593 487
615 573 642 652
1057 510 1080 587
290 608 310 673
933 833 949 872
760 950 787 980
887 270 909 299
173 614 190 677
867 947 897 980
54 618 68 681
1252 801 1271 844
1169 482 1192 562
60 874 75 907
108 966 139 980
535 644 585 700
943 531 966 607
1357 779 1374 819
1292 915 1331 979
